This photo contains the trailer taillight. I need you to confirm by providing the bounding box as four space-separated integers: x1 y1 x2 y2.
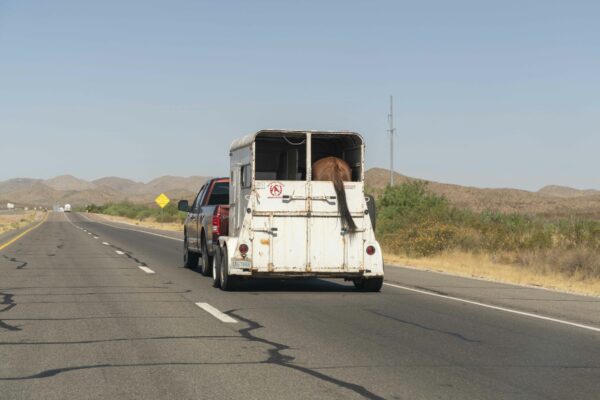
239 243 249 256
366 245 376 256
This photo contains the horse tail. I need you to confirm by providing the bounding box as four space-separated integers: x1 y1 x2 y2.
333 167 357 233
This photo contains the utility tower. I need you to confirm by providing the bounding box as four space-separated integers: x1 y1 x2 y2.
388 95 396 186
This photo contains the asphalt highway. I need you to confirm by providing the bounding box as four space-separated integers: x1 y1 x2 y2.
0 212 599 399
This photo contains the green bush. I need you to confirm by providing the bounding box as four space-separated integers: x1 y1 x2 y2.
85 201 186 224
376 182 600 262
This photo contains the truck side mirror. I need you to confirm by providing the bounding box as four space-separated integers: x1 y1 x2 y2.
177 200 189 212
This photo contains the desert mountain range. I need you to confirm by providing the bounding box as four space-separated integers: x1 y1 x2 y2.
0 175 209 208
1 169 599 218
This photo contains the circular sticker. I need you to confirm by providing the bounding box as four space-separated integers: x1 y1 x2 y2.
268 182 283 198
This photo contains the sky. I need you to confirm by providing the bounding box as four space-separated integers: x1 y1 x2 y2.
1 0 599 190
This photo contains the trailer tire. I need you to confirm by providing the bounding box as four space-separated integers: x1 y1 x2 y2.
353 277 383 292
219 247 238 291
212 247 222 288
200 239 212 277
366 194 376 231
183 235 199 269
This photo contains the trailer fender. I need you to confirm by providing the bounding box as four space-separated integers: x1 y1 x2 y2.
363 241 385 277
218 236 238 261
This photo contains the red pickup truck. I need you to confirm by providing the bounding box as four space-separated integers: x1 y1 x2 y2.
178 178 229 277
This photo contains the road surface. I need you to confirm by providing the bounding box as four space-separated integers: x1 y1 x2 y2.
0 212 598 399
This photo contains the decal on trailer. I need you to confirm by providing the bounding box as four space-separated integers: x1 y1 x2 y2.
268 182 284 198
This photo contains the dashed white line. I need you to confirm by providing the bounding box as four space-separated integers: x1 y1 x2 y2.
102 242 110 246
138 266 155 274
93 236 99 239
115 250 125 255
383 282 600 333
78 213 183 242
195 302 238 323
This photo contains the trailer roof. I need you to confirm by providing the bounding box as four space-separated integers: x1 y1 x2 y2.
229 129 363 152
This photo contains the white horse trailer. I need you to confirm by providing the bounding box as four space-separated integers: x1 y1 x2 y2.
216 130 384 291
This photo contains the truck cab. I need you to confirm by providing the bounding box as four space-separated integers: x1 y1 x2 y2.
178 178 230 276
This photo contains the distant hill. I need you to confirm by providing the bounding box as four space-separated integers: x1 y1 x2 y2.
1 170 598 218
44 175 96 191
92 177 141 192
0 174 211 208
0 178 43 194
537 185 600 198
365 168 600 218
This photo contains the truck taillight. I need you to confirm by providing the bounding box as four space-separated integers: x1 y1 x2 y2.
366 245 376 256
212 215 221 236
239 243 248 256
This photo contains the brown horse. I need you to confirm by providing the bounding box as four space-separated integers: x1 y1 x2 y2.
312 156 357 232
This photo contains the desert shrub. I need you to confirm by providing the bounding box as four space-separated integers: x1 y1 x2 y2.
376 182 600 279
86 201 186 224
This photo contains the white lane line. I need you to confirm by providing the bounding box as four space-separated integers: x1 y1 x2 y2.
383 282 600 333
78 213 183 242
195 302 238 323
102 242 110 246
87 232 92 235
115 250 125 255
93 236 99 239
138 266 155 274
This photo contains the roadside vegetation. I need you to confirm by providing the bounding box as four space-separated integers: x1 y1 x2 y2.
375 182 600 293
85 202 186 224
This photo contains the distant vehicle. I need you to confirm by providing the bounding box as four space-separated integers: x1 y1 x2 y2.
6 203 15 209
64 204 72 212
213 130 383 291
178 178 230 277
58 207 65 212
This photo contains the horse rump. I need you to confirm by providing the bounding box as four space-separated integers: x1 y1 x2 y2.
312 156 357 233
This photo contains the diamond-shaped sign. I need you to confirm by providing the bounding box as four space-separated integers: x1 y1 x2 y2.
155 193 170 209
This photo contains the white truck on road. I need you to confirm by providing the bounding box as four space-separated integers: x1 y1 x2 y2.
214 130 384 291
64 204 72 212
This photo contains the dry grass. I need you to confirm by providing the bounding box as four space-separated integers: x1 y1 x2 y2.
385 250 600 297
90 213 183 232
0 211 40 235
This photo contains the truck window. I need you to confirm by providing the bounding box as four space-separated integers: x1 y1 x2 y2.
207 182 229 205
192 184 206 212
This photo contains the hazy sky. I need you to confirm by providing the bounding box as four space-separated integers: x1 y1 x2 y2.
1 1 598 190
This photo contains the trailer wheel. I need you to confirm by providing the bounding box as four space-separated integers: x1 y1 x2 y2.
219 247 238 291
212 247 222 288
353 277 383 292
366 194 376 231
200 239 213 277
183 235 199 268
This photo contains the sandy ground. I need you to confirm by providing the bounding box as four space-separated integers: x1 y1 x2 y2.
385 251 600 297
0 211 42 235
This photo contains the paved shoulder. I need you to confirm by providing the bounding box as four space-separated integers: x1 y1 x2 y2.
384 265 600 327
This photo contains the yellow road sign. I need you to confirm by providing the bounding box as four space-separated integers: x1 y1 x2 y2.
155 193 170 209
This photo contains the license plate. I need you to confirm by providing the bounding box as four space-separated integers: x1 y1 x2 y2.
232 260 252 269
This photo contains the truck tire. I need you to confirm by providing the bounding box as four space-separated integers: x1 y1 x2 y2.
366 194 376 231
200 239 213 277
212 246 222 288
219 247 238 291
183 235 199 268
353 277 383 292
